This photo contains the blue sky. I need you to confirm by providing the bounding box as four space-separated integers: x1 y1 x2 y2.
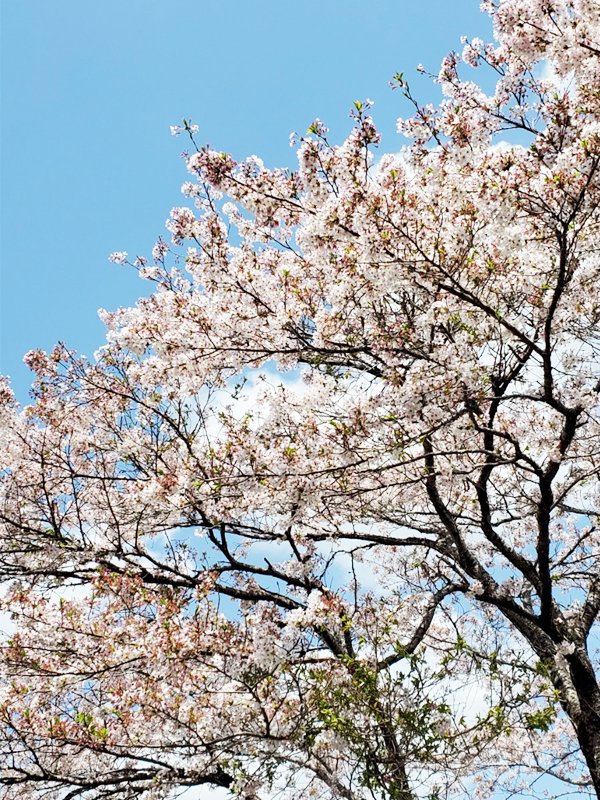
1 0 492 402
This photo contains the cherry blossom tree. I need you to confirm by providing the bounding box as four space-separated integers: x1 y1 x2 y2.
3 0 600 797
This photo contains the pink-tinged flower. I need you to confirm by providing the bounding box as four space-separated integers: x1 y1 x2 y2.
151 238 169 262
108 251 128 265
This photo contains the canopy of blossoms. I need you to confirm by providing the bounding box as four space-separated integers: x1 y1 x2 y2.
2 1 600 798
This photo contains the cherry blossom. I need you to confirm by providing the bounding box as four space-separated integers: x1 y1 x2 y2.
3 1 600 798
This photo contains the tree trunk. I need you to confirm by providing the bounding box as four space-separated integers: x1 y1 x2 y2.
502 611 600 796
541 644 600 797
568 651 600 798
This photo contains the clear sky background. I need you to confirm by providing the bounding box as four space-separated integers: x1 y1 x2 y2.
1 0 492 404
